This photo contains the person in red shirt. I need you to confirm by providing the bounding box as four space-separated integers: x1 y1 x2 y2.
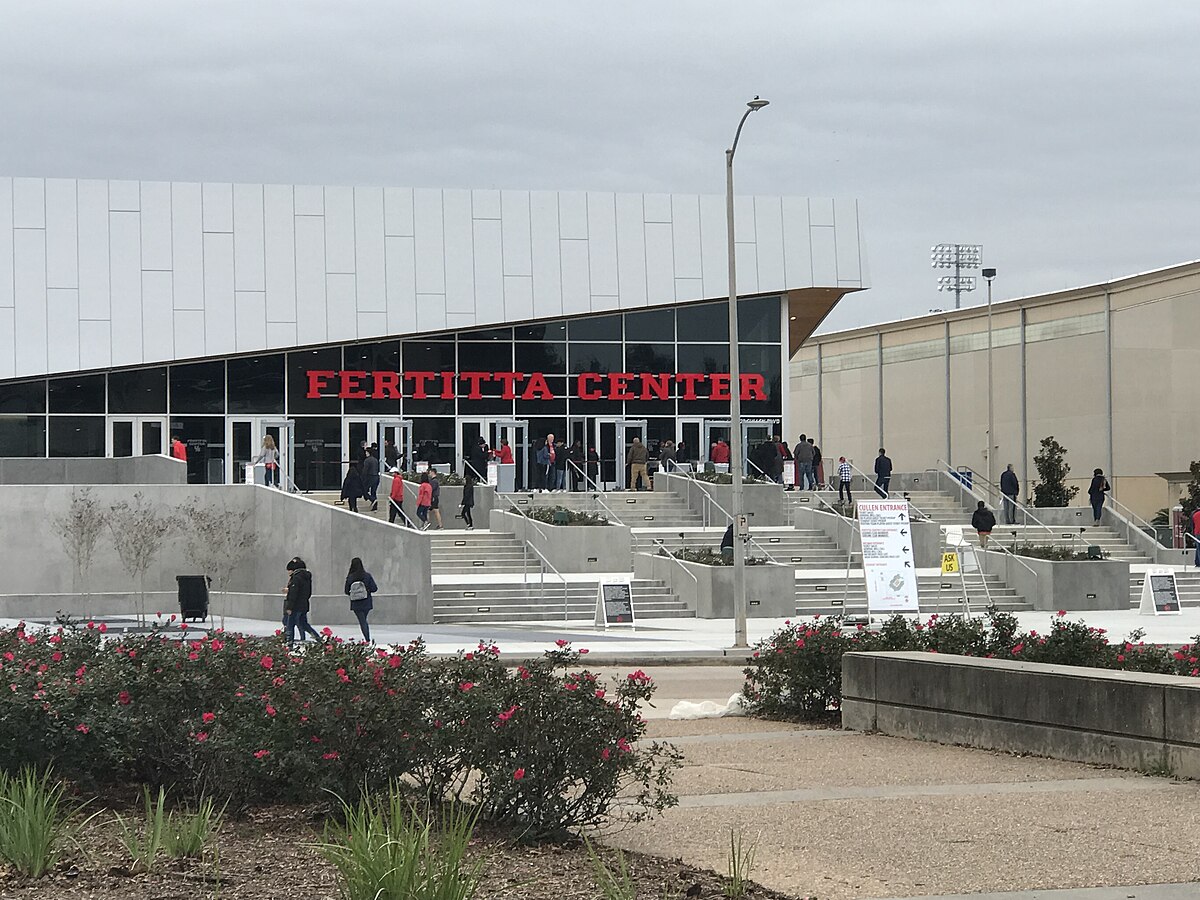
1192 507 1200 568
170 436 187 461
495 439 515 464
710 440 730 465
388 470 407 527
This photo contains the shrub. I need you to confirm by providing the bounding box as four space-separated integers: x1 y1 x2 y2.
0 626 676 840
524 506 610 526
743 610 1200 720
1009 543 1096 561
670 548 772 567
1032 436 1079 507
0 768 90 879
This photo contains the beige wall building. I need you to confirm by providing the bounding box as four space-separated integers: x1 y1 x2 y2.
790 260 1200 518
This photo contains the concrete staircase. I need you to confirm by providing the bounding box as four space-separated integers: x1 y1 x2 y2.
1129 570 1200 608
632 526 857 570
508 490 703 529
785 489 973 525
964 524 1150 562
795 572 1031 617
428 530 537 576
433 578 691 624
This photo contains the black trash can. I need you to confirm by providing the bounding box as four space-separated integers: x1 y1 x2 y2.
176 575 211 622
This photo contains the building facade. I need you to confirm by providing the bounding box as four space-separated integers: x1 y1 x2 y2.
0 178 867 488
790 260 1200 517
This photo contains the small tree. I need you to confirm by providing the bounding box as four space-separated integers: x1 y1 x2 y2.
55 488 109 607
108 492 176 625
1177 460 1200 521
180 495 259 626
1031 436 1080 508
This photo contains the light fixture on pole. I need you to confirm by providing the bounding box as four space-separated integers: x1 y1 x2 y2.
982 267 997 487
726 95 769 650
931 243 983 309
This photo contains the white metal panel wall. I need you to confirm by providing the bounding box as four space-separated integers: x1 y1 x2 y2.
0 178 864 378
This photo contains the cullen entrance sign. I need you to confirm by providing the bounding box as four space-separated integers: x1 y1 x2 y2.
858 499 919 615
306 370 770 402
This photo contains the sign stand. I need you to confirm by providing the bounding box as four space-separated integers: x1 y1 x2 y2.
595 580 635 629
1139 569 1183 616
858 500 920 617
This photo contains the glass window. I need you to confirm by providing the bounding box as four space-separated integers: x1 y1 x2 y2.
227 355 286 414
515 321 566 341
402 341 456 373
49 415 105 457
457 341 512 373
458 326 513 342
738 295 782 343
294 417 344 492
569 343 624 374
411 418 455 468
516 342 566 373
108 367 167 414
677 301 729 343
342 342 400 415
516 375 566 415
678 344 729 375
0 380 46 414
624 308 675 343
49 374 106 413
287 349 341 415
740 345 782 415
169 416 227 483
625 343 675 374
170 361 225 414
568 314 621 342
0 416 46 456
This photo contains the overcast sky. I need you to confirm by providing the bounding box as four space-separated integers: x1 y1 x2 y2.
3 1 1197 332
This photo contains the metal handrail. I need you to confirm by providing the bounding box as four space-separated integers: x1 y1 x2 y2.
660 468 784 564
842 458 935 522
635 549 700 589
935 459 1062 547
1105 493 1161 542
565 459 627 525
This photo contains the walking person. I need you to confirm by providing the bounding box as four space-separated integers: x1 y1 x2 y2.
971 501 997 550
1191 506 1200 568
461 474 476 530
344 557 377 643
627 436 649 491
569 439 586 489
793 434 814 490
553 439 569 492
340 463 364 513
874 448 893 498
387 469 408 526
416 473 433 530
536 434 556 492
586 446 600 489
429 469 444 529
838 457 853 505
283 557 321 648
466 437 490 483
253 435 281 488
659 439 677 474
810 438 824 490
1088 468 1111 526
1000 463 1020 525
361 446 381 511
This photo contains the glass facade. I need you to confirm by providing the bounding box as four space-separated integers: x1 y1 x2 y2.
0 296 786 489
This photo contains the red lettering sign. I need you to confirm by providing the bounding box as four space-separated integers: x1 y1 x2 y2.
372 371 401 400
306 370 336 399
340 370 369 400
577 373 603 400
639 373 670 401
521 372 553 400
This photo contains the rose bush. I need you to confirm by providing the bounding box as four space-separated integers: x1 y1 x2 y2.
743 609 1200 720
0 624 678 839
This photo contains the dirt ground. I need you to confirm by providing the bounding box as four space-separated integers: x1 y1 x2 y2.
0 804 808 900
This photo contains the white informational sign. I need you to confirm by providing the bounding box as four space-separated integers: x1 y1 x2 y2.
857 500 920 615
595 580 635 628
782 460 795 485
414 460 429 474
486 460 499 487
1139 569 1183 616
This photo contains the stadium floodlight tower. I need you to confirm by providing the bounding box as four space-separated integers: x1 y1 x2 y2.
931 243 983 309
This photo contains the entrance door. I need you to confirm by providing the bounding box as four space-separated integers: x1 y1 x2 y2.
227 418 295 488
344 418 412 472
742 418 780 479
593 418 648 489
107 416 168 458
459 418 528 485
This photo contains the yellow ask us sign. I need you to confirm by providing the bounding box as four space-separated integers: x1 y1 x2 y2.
941 552 960 574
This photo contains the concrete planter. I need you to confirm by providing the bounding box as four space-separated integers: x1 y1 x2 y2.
978 549 1129 611
634 551 794 618
0 455 187 485
490 509 631 574
654 471 786 526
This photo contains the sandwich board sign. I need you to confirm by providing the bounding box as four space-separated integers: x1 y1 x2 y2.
858 500 920 615
1139 569 1182 616
595 580 635 629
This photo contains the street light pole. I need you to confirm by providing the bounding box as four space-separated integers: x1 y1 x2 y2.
983 267 997 488
726 96 769 649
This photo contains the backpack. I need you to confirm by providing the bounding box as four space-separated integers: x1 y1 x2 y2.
349 580 369 602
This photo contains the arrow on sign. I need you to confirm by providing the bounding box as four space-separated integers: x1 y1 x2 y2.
904 561 911 567
898 513 907 520
901 546 910 553
900 529 908 535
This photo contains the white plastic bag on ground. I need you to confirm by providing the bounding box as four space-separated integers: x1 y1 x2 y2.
668 693 748 719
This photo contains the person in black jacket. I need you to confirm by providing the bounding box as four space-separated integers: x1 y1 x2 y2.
971 501 997 549
283 557 321 648
460 474 476 530
345 557 378 643
466 437 490 483
340 464 364 513
1000 464 1020 525
874 448 893 497
1088 468 1111 525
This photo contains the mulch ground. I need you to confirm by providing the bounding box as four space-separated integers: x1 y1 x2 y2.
0 804 807 900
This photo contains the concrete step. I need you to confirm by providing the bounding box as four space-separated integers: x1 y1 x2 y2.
432 578 689 624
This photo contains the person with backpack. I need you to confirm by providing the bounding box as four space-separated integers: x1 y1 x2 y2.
971 501 997 549
387 469 407 526
416 473 433 530
283 557 321 648
344 557 377 643
340 463 364 513
1088 468 1111 525
460 474 477 530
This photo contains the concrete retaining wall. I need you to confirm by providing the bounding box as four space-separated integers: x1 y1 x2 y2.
0 456 187 485
0 484 432 624
654 471 787 526
633 551 794 618
977 549 1129 610
842 651 1200 777
489 509 631 573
